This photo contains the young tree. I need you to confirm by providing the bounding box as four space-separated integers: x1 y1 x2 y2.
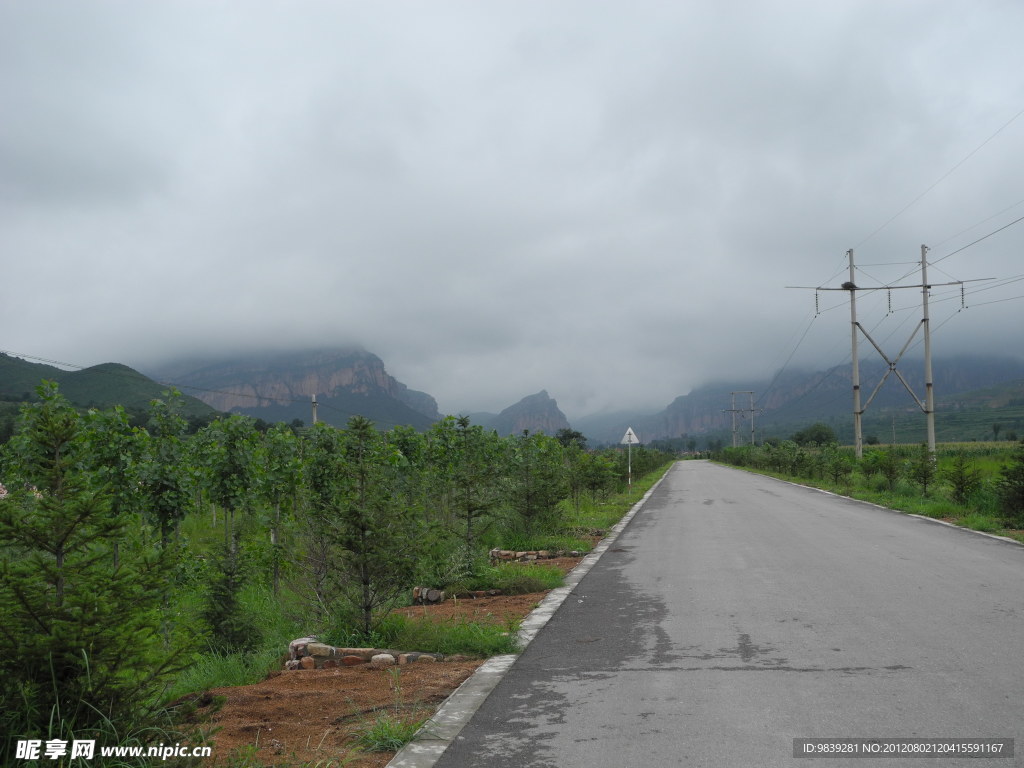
564 441 588 514
256 424 302 595
79 404 145 566
335 416 421 636
996 440 1024 527
908 444 937 496
584 451 619 501
297 423 346 624
0 384 184 747
452 416 503 560
137 392 192 547
196 414 259 548
941 452 983 506
200 537 257 653
506 431 567 534
822 444 854 485
863 449 902 492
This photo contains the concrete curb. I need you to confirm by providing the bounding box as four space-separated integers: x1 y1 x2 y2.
386 469 672 768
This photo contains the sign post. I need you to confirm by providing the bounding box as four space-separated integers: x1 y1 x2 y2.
621 427 639 487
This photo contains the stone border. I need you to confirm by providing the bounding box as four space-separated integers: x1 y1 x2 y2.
284 640 448 670
386 471 672 768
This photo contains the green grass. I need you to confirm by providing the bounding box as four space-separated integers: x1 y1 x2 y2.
340 613 521 657
956 513 1004 533
354 713 427 752
163 584 307 702
164 647 284 702
466 561 565 594
497 532 592 553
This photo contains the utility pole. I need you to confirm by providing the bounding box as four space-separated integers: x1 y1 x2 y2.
796 246 976 459
921 244 937 456
311 393 318 425
725 391 758 447
847 249 863 458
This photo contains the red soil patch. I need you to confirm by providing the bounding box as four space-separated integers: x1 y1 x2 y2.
185 556 583 766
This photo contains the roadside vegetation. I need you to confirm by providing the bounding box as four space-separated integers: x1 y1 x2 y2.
0 383 674 766
712 422 1024 543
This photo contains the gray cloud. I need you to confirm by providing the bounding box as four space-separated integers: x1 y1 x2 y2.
2 0 1023 419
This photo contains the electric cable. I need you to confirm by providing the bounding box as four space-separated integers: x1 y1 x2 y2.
855 106 1024 248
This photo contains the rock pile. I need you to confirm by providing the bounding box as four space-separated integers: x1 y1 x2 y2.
411 586 445 604
488 548 584 562
285 637 448 670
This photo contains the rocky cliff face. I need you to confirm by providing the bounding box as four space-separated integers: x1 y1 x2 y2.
148 348 441 423
483 390 571 435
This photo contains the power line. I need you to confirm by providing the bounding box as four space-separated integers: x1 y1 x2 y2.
932 212 1024 265
932 196 1024 249
855 106 1024 248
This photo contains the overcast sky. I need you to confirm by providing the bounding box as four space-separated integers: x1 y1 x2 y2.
2 1 1023 419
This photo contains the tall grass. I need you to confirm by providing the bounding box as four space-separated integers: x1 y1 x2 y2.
345 614 521 657
163 583 306 702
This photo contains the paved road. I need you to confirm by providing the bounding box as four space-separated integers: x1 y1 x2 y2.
433 461 1024 767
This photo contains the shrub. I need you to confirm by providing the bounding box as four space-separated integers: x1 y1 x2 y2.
941 453 983 506
0 384 189 756
996 440 1024 527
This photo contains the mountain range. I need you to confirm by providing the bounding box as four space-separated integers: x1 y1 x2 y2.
147 348 442 431
581 354 1024 446
2 348 1023 445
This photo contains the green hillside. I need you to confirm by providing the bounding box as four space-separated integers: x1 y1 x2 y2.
0 353 218 420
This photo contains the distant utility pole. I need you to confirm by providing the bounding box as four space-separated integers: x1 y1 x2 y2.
725 391 759 447
311 394 318 425
805 246 976 459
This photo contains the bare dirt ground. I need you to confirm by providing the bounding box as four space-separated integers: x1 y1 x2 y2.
186 558 582 767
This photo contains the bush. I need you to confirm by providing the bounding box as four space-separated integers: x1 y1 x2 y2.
0 384 189 756
941 453 983 506
996 440 1024 527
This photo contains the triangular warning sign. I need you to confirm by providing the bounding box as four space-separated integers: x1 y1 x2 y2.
621 427 639 445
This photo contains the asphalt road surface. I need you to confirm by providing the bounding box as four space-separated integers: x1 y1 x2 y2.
433 460 1024 767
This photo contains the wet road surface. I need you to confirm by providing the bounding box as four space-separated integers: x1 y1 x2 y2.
433 461 1024 767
